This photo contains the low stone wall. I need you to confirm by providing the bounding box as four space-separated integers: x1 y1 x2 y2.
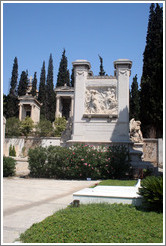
3 137 61 157
143 138 163 168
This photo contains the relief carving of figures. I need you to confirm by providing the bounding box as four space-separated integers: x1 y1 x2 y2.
85 87 118 115
129 118 143 143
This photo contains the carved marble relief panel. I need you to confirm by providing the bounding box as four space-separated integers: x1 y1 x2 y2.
84 87 118 115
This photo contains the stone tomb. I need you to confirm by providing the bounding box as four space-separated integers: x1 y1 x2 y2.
68 59 132 145
18 94 42 124
55 85 74 120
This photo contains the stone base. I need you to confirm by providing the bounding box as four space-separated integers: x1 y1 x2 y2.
73 179 142 206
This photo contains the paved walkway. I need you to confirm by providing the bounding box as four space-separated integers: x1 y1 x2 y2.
3 177 97 243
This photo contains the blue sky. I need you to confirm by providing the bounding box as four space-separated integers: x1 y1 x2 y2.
2 2 163 95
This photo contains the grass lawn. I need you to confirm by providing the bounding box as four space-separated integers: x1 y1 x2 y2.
19 203 163 243
97 179 137 186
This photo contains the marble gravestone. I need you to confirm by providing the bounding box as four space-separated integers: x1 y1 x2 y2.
68 59 132 145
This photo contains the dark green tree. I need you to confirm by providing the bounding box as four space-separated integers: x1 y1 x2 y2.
31 72 37 97
70 67 75 87
5 57 19 118
57 49 70 87
9 57 18 96
129 75 140 120
45 54 56 122
18 71 28 96
140 3 163 138
98 55 105 76
38 61 46 118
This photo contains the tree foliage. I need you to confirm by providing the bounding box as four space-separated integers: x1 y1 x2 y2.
57 49 70 87
70 67 75 87
98 55 105 76
18 71 29 96
35 119 53 137
38 61 46 118
5 57 19 118
129 75 140 120
31 72 37 97
140 3 163 138
20 116 34 137
45 54 56 122
9 57 18 96
6 117 21 137
53 117 67 137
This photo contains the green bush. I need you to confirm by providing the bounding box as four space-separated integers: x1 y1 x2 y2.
105 145 131 179
28 147 48 178
53 117 67 137
28 144 131 180
9 145 16 156
20 116 34 137
6 117 21 137
35 119 53 137
138 176 163 212
3 156 16 177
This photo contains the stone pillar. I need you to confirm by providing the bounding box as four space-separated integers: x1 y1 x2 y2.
114 59 132 141
30 104 33 120
19 104 23 121
70 96 74 117
71 60 91 140
55 96 60 118
3 116 6 143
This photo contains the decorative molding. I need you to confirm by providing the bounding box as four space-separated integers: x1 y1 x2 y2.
83 113 118 119
77 71 84 76
87 75 116 79
119 70 128 76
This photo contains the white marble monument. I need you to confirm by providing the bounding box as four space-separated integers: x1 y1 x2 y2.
68 59 132 145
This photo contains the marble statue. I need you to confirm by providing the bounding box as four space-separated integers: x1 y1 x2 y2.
130 118 143 143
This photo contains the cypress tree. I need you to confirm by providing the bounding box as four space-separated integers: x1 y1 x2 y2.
129 75 140 120
5 57 19 118
31 72 37 97
140 3 163 138
98 55 105 76
38 61 46 118
57 49 70 87
45 54 56 122
18 71 28 96
9 57 18 96
70 67 75 87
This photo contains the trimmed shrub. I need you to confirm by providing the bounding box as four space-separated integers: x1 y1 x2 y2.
9 145 16 156
138 176 163 212
3 156 16 177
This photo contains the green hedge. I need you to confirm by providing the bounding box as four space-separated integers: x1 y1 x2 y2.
3 156 16 177
28 144 131 180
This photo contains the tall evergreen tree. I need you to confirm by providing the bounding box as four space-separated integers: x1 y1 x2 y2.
70 67 75 87
98 55 105 76
18 71 28 96
31 72 37 97
140 3 163 138
45 54 56 122
38 61 46 118
5 57 19 118
9 57 18 96
57 49 70 87
129 75 140 121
